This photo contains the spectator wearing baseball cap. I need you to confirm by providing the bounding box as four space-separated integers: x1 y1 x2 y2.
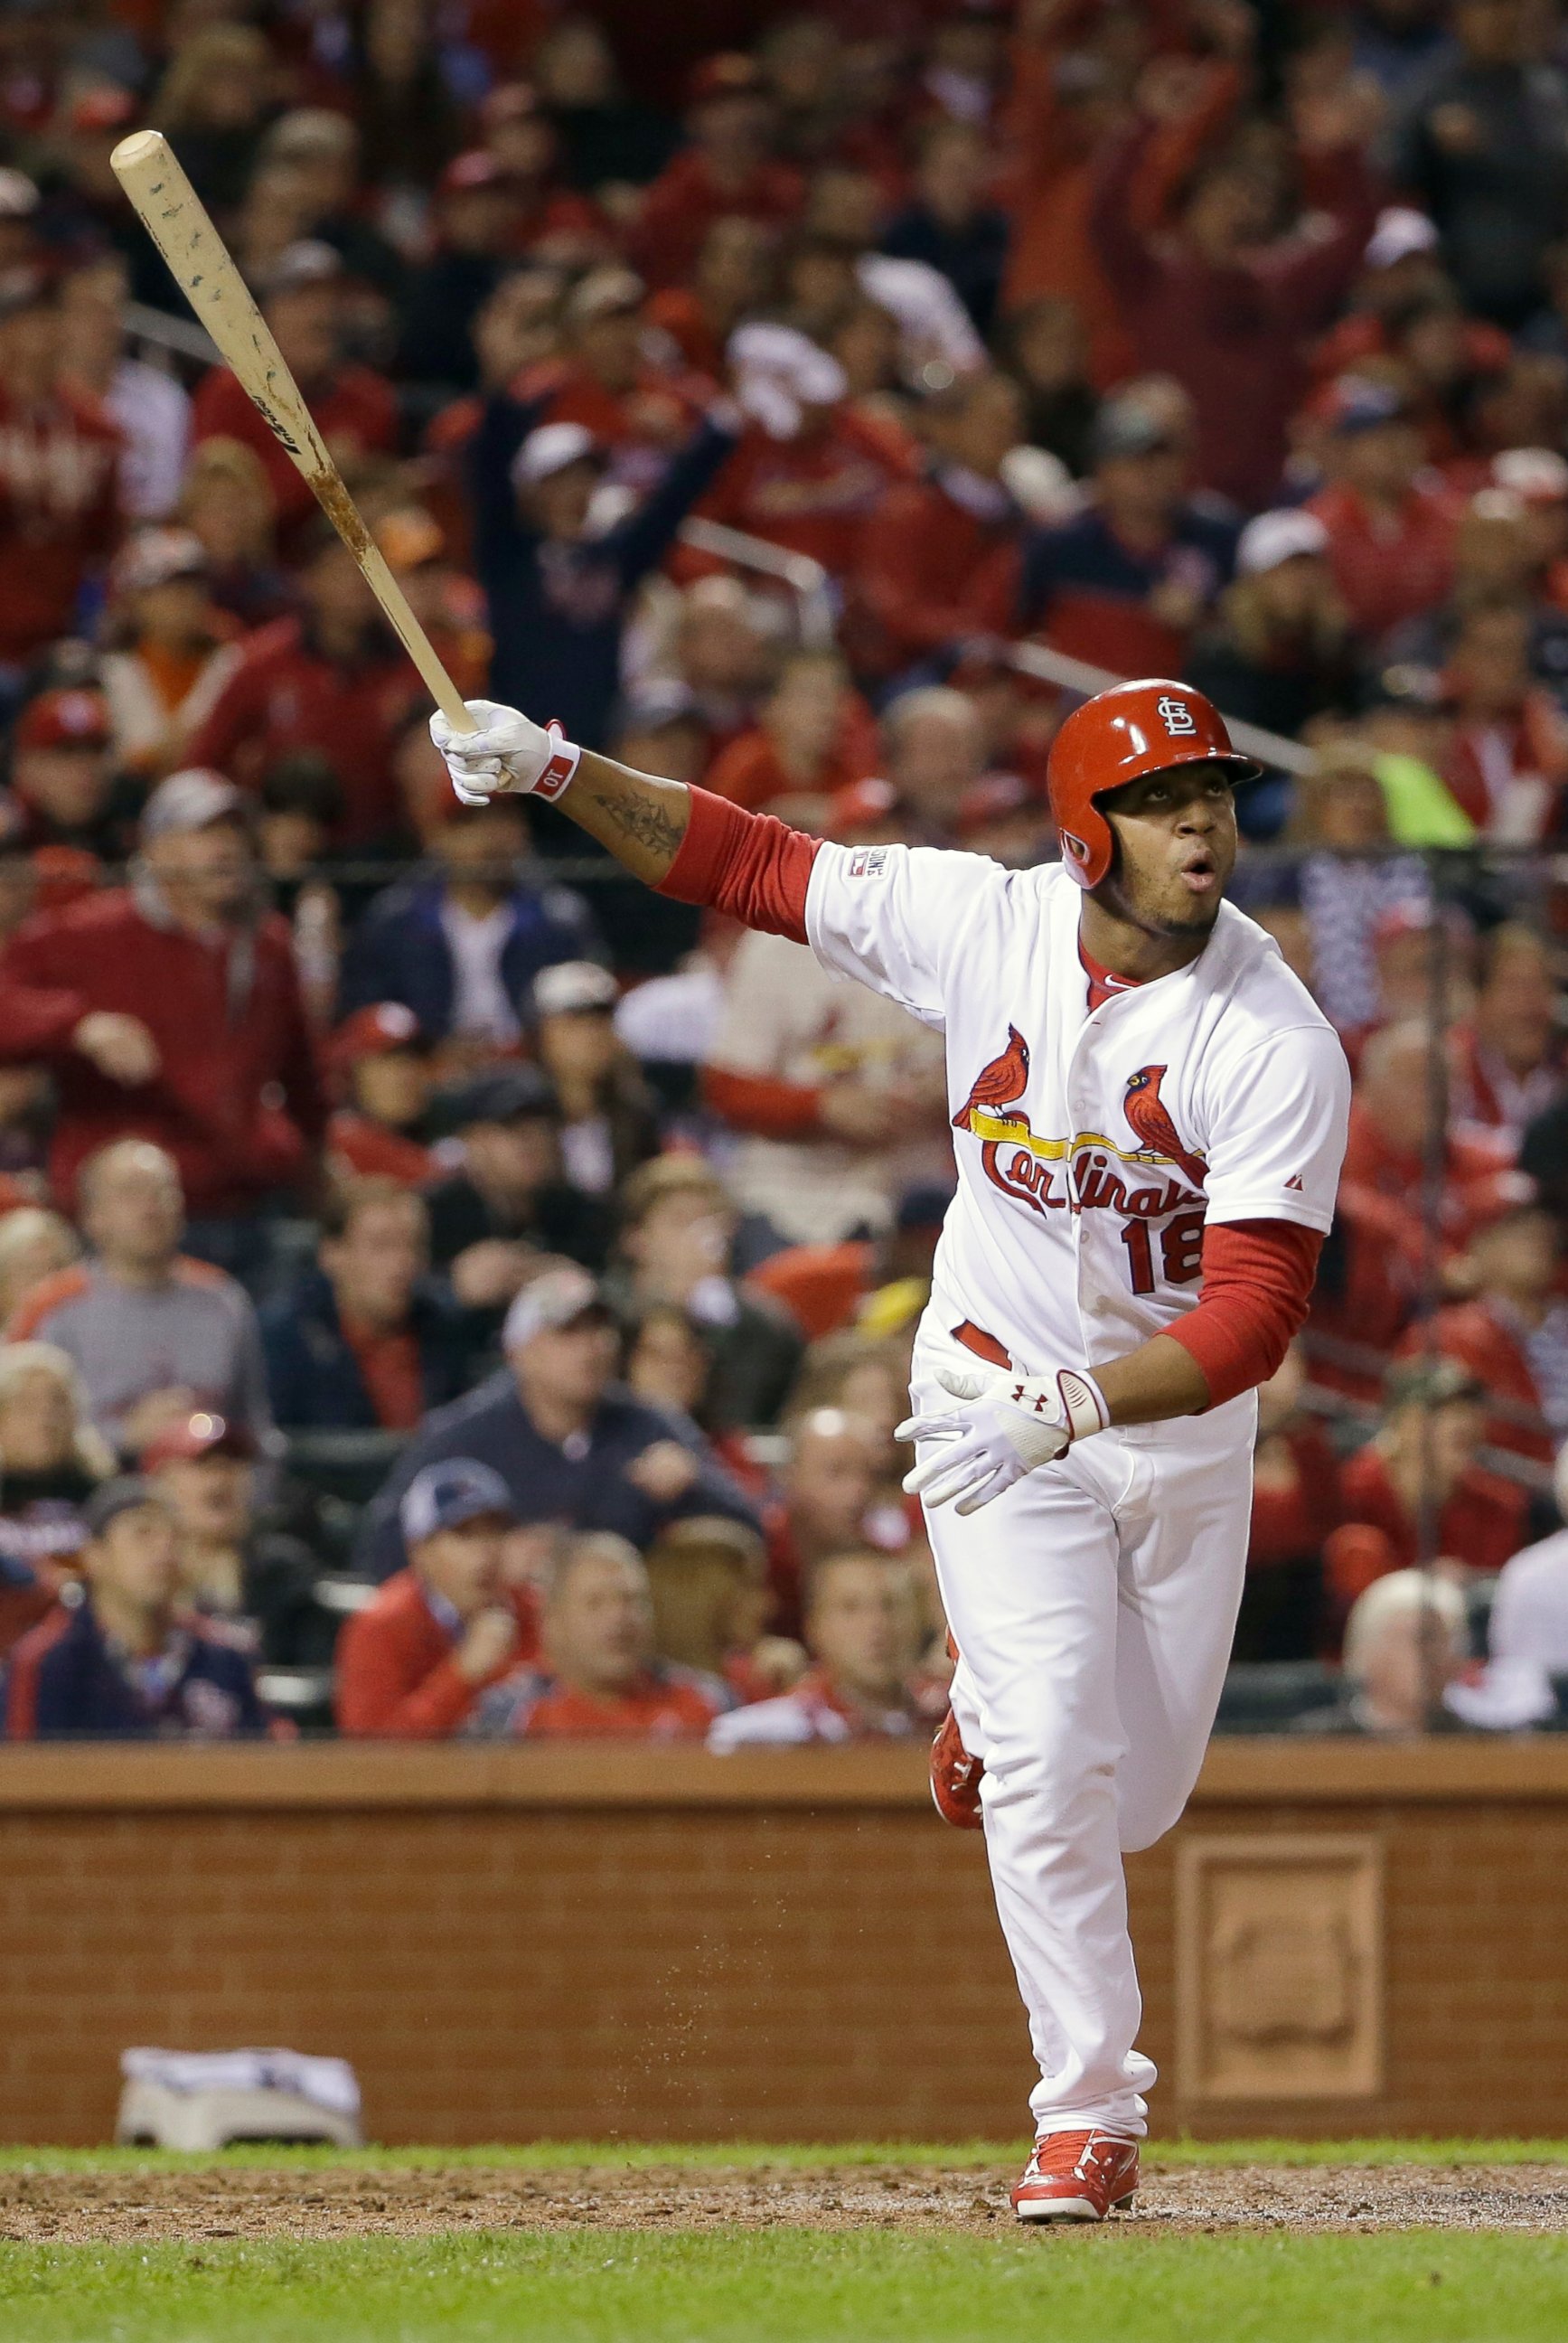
99 528 242 778
335 1456 540 1737
397 154 533 401
532 959 660 1196
507 266 710 505
144 1409 334 1669
1017 381 1237 681
8 686 139 861
260 1177 476 1435
632 54 803 290
0 768 325 1230
1306 375 1462 644
336 789 603 1047
5 1476 268 1740
423 1067 613 1318
352 1262 758 1581
190 238 397 546
474 1530 729 1740
325 1004 437 1190
1184 506 1355 810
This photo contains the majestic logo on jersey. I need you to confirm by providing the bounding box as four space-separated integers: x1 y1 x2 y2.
1122 1066 1208 1190
951 1031 1207 1223
1156 694 1197 737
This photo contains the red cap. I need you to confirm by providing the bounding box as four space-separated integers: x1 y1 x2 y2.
70 86 137 135
688 52 765 107
438 148 509 197
1047 679 1258 889
328 1001 427 1072
143 1410 257 1472
14 688 110 753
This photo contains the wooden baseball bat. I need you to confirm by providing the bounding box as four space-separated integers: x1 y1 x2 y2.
110 129 476 734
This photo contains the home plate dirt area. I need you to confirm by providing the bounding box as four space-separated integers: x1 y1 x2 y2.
5 2157 1567 2242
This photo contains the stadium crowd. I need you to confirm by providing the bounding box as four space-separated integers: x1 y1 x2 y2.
0 0 1567 1744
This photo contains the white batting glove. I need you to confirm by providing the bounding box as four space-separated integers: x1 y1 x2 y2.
896 1364 1110 1516
428 699 582 808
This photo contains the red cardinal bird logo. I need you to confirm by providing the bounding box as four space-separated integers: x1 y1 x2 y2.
1122 1066 1207 1189
953 1024 1030 1132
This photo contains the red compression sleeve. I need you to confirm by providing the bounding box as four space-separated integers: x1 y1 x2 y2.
655 788 821 946
702 1065 823 1138
1164 1219 1323 1408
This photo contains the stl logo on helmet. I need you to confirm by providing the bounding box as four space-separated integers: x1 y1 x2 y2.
1155 694 1197 737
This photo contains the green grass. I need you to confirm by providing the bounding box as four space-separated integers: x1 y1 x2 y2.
0 2135 1565 2173
4 2229 1567 2343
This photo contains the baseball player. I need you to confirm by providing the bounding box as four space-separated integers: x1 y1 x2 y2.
431 677 1350 2222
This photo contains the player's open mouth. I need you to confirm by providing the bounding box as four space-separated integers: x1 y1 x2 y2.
1179 854 1217 893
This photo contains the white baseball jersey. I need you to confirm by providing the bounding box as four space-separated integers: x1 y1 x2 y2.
804 849 1351 1443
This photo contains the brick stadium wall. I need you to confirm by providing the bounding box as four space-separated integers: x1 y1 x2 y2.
1 1741 1566 2145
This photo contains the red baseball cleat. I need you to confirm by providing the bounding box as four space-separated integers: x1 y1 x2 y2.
1011 2130 1141 2223
929 1707 985 1830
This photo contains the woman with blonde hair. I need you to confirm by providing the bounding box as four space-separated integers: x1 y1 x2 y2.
0 1342 115 1652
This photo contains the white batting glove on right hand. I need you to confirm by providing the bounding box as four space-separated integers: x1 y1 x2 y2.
896 1363 1110 1516
428 700 581 807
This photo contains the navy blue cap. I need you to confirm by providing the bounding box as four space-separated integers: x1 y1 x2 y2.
399 1458 518 1544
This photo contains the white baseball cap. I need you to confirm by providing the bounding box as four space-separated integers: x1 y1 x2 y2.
1492 446 1568 504
511 421 604 488
533 959 619 1017
1235 507 1329 578
502 1263 612 1351
1363 207 1440 272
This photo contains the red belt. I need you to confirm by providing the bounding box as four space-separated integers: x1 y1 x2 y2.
952 1319 1012 1370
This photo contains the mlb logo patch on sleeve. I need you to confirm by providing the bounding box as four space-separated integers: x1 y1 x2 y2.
848 847 888 879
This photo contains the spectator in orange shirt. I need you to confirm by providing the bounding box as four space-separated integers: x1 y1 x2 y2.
325 1003 437 1190
852 369 1025 685
191 241 397 552
709 1548 937 1748
704 649 878 822
98 529 244 783
334 1457 537 1738
1307 375 1460 645
633 54 803 292
476 1529 728 1739
260 1177 476 1433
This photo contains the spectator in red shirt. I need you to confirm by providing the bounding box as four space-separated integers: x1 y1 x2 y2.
481 81 610 262
191 240 396 552
709 1547 936 1747
1239 1342 1342 1662
516 266 713 499
642 1511 802 1702
1307 375 1461 644
0 770 325 1230
187 516 420 846
765 1404 899 1638
334 1456 538 1738
1440 595 1568 842
8 686 139 862
0 274 121 684
325 1003 437 1190
1451 923 1566 1153
1401 1205 1568 1464
704 649 878 823
1090 77 1380 509
646 215 777 383
1324 1359 1531 1622
852 368 1025 684
477 1529 728 1738
634 53 803 291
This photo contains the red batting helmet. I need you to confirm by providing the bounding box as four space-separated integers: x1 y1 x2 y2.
1047 679 1260 889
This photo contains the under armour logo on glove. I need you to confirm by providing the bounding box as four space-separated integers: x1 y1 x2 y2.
896 1362 1111 1515
1156 694 1197 737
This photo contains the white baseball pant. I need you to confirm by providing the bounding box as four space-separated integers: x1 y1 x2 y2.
910 1335 1253 2139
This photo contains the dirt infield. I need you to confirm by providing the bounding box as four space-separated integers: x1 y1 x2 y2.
3 2161 1565 2242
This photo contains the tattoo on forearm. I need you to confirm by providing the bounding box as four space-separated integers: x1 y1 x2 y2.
587 787 683 861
